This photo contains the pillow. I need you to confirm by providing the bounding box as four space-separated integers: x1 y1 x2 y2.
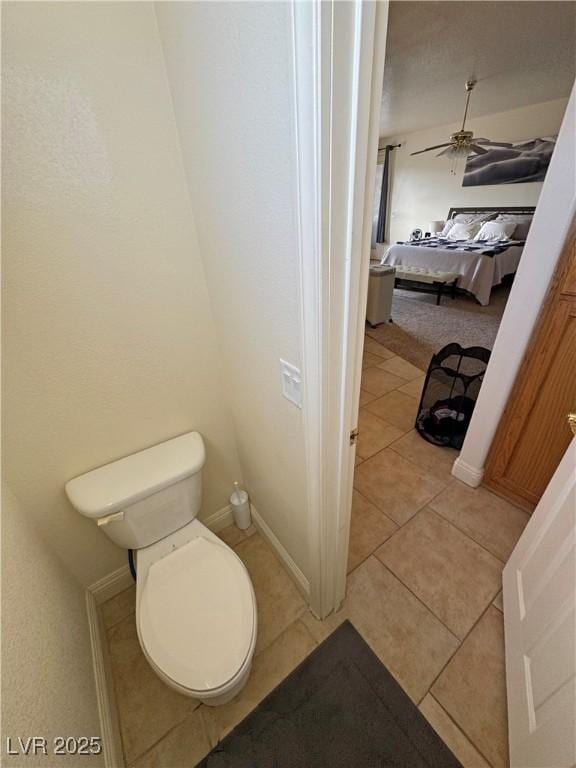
446 222 482 241
474 221 516 242
495 214 533 239
440 220 455 237
453 212 497 225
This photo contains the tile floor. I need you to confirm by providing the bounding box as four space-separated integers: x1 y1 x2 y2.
100 341 530 768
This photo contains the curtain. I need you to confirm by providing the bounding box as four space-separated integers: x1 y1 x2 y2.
376 145 392 243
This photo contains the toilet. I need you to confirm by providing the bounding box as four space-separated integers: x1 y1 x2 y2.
65 431 257 706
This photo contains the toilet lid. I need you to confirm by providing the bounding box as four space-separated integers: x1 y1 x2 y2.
139 536 255 693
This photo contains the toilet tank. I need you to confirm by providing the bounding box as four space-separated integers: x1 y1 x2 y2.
65 432 205 550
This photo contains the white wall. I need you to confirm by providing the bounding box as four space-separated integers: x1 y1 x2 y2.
383 98 568 243
155 2 310 578
2 2 242 587
1 486 103 766
453 84 576 486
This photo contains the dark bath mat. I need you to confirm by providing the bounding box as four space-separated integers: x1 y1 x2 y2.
196 620 462 768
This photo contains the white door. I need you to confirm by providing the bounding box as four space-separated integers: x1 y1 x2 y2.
504 437 576 768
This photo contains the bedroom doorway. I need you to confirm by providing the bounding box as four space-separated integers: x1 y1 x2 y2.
295 0 574 761
306 0 575 759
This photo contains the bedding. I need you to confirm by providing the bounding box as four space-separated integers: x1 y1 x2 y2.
474 220 516 242
494 213 533 239
382 239 523 306
446 222 482 241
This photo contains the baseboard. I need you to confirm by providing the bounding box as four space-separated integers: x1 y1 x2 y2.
250 505 310 598
88 565 134 606
451 456 484 487
85 591 124 768
201 503 234 533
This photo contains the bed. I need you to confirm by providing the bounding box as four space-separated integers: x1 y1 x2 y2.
381 206 535 306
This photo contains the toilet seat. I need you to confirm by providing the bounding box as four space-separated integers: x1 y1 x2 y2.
138 536 256 695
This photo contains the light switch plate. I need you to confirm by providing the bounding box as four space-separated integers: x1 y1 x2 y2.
280 359 302 408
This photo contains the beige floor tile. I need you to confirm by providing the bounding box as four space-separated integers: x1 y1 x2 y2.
363 350 382 369
130 709 210 767
359 388 376 406
432 606 509 768
389 429 457 485
101 586 136 630
304 558 459 703
299 605 348 646
364 390 419 433
217 523 256 549
202 620 317 744
493 590 504 612
107 615 198 765
354 449 445 525
361 367 406 397
378 356 425 381
348 558 459 701
375 508 502 638
357 409 405 460
398 375 426 399
429 480 530 562
419 695 491 768
234 534 306 654
348 490 397 572
354 454 364 468
363 338 395 359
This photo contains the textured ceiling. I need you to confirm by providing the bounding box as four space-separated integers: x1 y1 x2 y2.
380 1 576 137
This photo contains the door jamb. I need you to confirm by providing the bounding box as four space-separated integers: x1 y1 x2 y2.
292 0 389 617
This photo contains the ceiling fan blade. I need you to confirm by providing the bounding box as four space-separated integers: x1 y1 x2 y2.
469 144 488 155
410 143 452 156
475 139 514 148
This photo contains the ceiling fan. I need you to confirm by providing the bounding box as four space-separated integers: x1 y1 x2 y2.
410 79 513 159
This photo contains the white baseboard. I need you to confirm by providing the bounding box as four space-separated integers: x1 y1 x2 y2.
201 503 234 533
89 565 134 606
250 505 310 598
451 456 484 487
85 592 124 768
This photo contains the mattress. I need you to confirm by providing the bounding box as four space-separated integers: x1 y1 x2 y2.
382 243 523 306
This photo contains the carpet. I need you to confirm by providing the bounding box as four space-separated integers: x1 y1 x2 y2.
197 621 462 768
367 282 511 371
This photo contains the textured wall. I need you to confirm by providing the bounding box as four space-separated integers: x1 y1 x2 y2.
381 98 568 245
155 2 310 578
2 1 242 586
1 486 103 766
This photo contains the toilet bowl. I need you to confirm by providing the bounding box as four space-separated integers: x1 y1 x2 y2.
65 431 257 705
135 518 257 705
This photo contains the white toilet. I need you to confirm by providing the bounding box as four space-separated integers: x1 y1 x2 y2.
65 431 257 706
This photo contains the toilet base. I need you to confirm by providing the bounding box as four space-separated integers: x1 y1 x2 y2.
199 660 253 707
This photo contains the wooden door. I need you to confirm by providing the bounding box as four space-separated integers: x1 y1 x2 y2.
504 438 576 768
484 220 576 510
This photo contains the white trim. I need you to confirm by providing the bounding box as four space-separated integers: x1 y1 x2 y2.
291 0 388 616
88 566 133 606
451 456 484 488
250 505 310 599
291 0 326 618
85 591 124 768
332 1 390 609
201 503 234 533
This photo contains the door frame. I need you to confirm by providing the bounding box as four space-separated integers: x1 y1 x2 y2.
292 0 389 617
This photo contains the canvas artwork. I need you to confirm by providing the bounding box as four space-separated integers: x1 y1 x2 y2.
462 136 556 187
